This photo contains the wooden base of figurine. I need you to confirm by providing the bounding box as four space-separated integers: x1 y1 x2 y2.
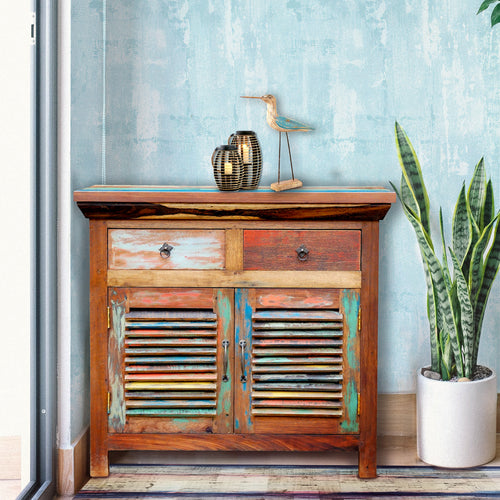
270 179 303 192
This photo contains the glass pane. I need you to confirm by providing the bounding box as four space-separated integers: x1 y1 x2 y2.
0 0 33 498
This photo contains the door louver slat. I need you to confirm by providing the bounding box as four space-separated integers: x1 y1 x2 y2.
124 308 218 417
252 309 344 418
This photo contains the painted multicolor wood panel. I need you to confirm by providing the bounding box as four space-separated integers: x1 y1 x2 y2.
243 230 361 271
234 288 360 436
126 288 216 309
108 229 225 270
256 289 340 309
252 299 343 419
107 287 233 435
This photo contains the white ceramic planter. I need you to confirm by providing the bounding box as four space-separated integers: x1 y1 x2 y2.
417 367 497 468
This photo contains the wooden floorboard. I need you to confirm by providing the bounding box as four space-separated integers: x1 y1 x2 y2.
0 435 22 500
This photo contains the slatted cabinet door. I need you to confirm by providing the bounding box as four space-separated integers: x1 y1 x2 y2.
235 288 360 435
108 288 234 434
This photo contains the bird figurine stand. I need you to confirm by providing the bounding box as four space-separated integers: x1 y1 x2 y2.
242 94 313 191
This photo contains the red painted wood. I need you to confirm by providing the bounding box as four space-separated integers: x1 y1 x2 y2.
125 288 215 309
243 230 361 271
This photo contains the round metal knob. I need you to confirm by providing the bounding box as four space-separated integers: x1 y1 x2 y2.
296 244 309 262
159 243 174 259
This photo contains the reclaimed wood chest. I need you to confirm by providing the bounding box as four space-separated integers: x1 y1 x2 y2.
74 186 395 478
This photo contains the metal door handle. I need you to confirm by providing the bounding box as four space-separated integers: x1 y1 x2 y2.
159 243 174 259
296 244 309 261
239 339 247 382
222 340 229 382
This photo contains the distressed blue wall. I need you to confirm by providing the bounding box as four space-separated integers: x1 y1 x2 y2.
71 0 500 437
71 1 104 441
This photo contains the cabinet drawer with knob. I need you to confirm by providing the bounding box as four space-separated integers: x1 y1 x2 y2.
243 230 361 271
108 229 225 270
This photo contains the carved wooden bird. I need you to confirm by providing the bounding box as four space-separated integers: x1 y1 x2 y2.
241 94 313 191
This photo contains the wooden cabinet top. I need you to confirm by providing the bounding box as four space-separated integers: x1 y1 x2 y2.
74 185 396 221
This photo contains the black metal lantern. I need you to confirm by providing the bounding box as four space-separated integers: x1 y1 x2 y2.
228 130 262 189
212 145 243 191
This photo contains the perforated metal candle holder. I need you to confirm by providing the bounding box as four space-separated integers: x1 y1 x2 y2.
228 130 262 189
212 145 243 191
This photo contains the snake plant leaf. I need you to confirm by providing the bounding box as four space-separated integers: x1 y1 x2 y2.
439 208 451 289
401 203 464 377
467 158 486 230
452 184 473 269
400 174 419 218
469 213 499 303
395 178 442 372
424 259 442 372
481 179 495 228
473 215 500 365
390 179 420 222
450 249 475 378
439 326 452 381
395 122 431 235
477 0 498 14
492 3 500 26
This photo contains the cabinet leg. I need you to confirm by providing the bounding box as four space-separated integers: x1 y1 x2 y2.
90 450 109 477
358 439 377 479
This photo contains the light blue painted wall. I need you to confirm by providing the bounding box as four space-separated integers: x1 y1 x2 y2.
70 0 104 441
71 0 500 437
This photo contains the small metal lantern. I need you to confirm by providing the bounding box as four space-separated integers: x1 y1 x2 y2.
228 130 262 189
212 145 243 191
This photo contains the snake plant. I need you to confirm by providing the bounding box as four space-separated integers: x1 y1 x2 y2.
392 122 500 380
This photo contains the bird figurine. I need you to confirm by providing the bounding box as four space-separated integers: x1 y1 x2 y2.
241 94 314 191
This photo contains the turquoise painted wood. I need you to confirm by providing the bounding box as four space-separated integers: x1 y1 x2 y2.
214 289 234 433
276 115 313 132
234 288 254 433
127 408 217 417
253 330 342 338
76 186 393 194
340 289 360 433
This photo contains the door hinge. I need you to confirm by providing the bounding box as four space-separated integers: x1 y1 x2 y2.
107 307 110 329
30 12 36 45
107 392 111 414
358 307 361 331
357 392 361 416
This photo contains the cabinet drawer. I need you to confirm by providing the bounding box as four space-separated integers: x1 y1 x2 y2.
108 229 225 270
243 230 360 271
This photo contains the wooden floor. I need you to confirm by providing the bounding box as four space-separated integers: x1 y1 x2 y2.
75 464 500 499
0 436 22 500
64 435 500 499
